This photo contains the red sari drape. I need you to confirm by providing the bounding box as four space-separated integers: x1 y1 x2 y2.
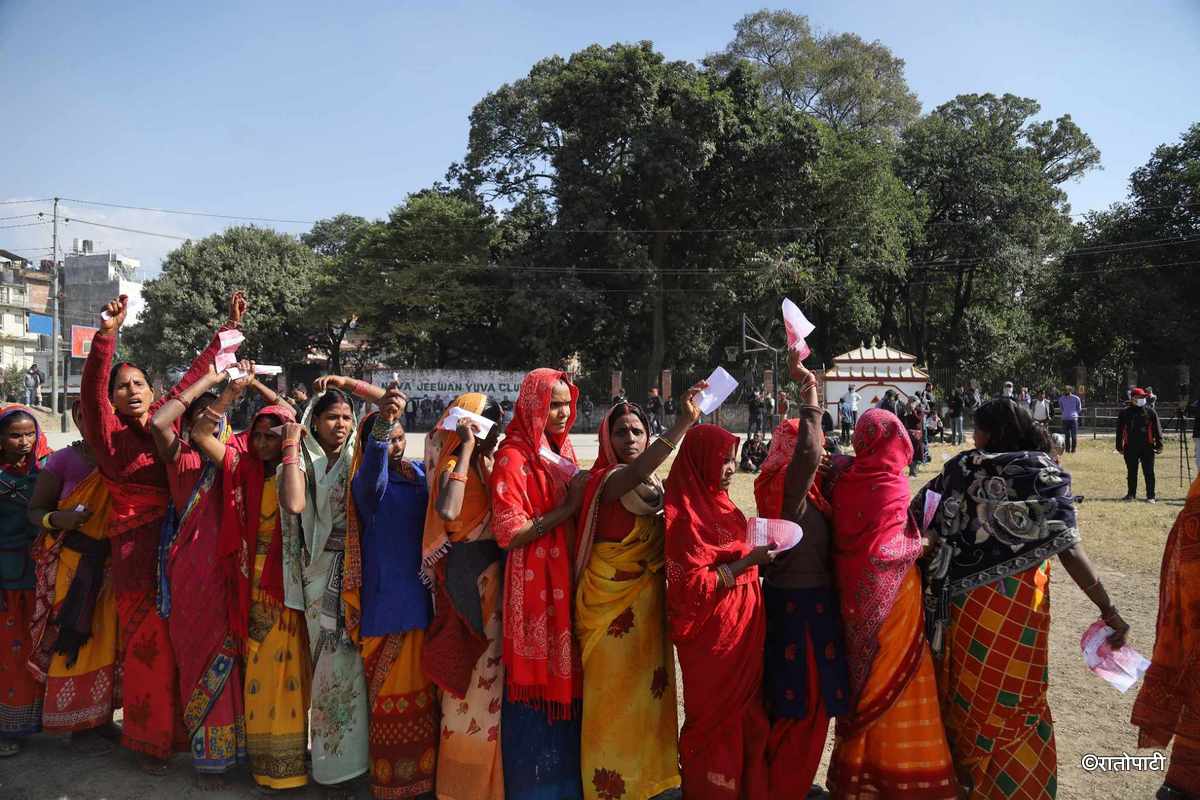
79 328 226 758
489 368 581 721
665 424 768 799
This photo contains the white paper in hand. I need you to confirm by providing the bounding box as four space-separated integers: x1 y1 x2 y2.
214 352 238 372
254 365 283 376
224 366 245 381
746 517 804 552
781 298 815 359
697 366 738 415
440 406 496 439
218 330 245 351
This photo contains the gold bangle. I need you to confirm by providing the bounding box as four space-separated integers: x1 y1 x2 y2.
447 472 468 483
658 434 678 451
42 511 57 530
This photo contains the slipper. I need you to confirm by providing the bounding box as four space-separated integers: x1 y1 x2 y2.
0 738 21 757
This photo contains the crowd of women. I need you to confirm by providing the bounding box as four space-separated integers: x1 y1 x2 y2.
0 290 1197 800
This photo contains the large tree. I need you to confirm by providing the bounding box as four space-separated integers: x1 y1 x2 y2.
125 226 318 377
453 41 824 385
707 9 921 134
895 93 1100 381
1052 123 1200 388
301 214 378 375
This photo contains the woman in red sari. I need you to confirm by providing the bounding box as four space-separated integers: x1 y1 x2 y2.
826 408 957 799
489 368 589 800
79 293 237 771
150 359 249 788
665 423 771 799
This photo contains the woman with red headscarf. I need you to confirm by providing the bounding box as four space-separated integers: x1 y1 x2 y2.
79 294 238 771
191 367 313 792
489 368 589 800
574 380 704 800
665 423 772 799
0 405 51 757
825 409 957 799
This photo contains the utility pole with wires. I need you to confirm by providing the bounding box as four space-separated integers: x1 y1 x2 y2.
49 197 65 431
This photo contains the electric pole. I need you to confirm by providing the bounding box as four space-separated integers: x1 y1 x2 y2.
49 198 61 430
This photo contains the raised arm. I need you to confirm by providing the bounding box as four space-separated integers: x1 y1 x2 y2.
780 349 823 523
154 291 247 415
436 418 478 522
79 297 127 479
150 364 224 464
599 381 706 505
351 389 406 521
313 374 386 404
278 422 307 515
189 361 254 466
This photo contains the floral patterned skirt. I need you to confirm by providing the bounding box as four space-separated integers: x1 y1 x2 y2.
363 630 439 799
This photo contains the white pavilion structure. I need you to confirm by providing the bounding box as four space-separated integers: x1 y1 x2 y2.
822 337 930 415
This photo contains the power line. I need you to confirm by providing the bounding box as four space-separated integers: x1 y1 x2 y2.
0 198 53 206
63 217 191 241
61 197 315 225
0 221 51 230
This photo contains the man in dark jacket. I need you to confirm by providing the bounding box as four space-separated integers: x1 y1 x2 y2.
1117 387 1164 503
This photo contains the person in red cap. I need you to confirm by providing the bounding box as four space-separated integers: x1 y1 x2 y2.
1117 387 1164 502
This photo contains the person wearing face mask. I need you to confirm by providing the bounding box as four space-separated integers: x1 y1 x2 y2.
278 374 388 797
1117 388 1164 503
665 423 772 799
192 371 312 793
489 369 590 800
421 393 506 800
998 381 1015 400
78 293 237 773
344 387 440 800
573 381 705 800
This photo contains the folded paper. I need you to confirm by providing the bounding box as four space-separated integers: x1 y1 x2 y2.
539 446 579 482
697 366 738 415
1080 619 1150 693
782 298 815 359
746 517 804 552
440 406 496 439
254 365 283 376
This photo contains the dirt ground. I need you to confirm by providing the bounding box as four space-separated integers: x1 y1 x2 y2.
0 433 1192 799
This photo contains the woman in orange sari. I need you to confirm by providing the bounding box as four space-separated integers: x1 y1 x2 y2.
1133 475 1200 799
421 392 506 800
826 408 958 800
27 402 115 753
665 423 771 799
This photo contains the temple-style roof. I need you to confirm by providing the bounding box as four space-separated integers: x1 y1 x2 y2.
823 363 930 380
831 336 918 364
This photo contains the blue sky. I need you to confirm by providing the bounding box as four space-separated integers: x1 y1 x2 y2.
1 0 1197 274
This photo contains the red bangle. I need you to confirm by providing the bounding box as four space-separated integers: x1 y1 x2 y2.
281 455 300 466
447 472 468 483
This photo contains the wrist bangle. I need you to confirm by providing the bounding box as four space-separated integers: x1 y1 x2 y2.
447 472 468 483
658 434 678 451
532 516 545 537
42 512 57 530
281 455 300 466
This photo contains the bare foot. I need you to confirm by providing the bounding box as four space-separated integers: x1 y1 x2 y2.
138 755 170 776
195 773 227 791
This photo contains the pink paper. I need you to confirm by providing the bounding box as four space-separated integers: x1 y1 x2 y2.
214 352 238 372
781 298 815 359
539 446 579 482
1080 619 1150 693
746 517 804 552
922 490 942 531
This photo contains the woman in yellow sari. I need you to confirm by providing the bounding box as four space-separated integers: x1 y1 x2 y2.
420 392 506 800
28 401 116 752
574 385 703 800
191 370 312 792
